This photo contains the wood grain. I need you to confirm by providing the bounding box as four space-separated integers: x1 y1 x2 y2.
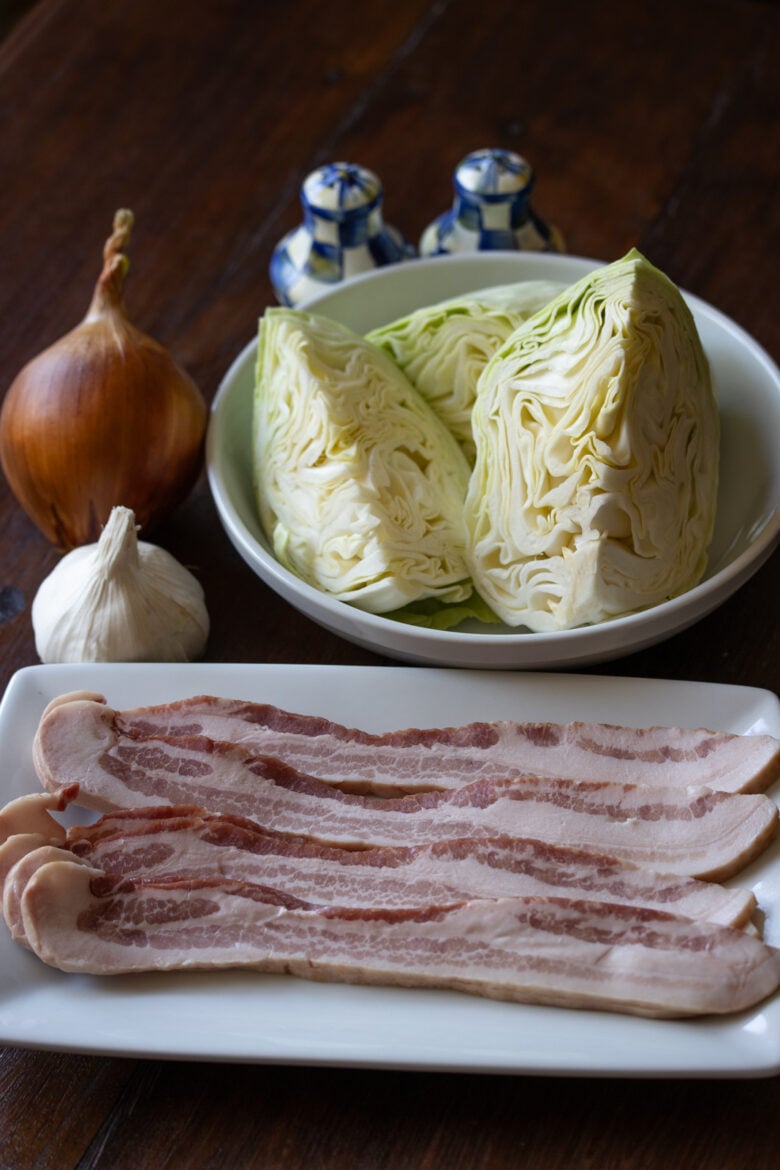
0 1 778 1166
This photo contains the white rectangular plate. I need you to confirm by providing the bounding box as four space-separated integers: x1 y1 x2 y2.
1 662 779 1076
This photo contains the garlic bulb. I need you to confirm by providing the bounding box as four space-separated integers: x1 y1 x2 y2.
32 506 209 663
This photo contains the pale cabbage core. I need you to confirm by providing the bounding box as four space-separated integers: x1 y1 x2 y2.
253 309 472 613
464 252 720 631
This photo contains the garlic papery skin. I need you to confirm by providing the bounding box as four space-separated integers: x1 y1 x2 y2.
31 506 209 663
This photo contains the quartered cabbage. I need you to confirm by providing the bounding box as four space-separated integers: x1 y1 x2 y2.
253 308 473 614
367 281 566 462
464 250 720 631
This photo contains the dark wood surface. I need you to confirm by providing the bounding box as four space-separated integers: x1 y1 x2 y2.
0 1 778 1166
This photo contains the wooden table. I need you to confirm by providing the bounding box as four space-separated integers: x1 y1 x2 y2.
0 1 778 1166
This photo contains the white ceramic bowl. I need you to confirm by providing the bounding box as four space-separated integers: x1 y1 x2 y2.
206 253 780 669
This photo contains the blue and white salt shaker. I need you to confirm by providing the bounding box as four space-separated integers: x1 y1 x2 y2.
270 162 414 306
420 148 564 256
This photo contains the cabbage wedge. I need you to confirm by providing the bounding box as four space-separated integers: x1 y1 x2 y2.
253 308 472 614
367 281 565 462
464 250 719 631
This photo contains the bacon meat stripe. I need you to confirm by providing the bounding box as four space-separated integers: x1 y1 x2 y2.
0 791 757 928
34 691 780 796
30 728 778 881
12 853 780 1018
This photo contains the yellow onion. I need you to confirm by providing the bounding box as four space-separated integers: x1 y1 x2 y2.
0 210 207 549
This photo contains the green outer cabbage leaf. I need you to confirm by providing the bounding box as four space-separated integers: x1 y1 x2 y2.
253 308 473 614
464 250 720 631
384 589 501 630
367 280 566 463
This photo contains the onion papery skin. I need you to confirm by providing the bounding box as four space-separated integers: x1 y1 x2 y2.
0 313 207 550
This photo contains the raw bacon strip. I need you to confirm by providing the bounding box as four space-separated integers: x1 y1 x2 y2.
2 843 85 945
61 805 756 927
33 731 778 880
0 792 756 928
0 792 73 940
0 789 73 846
1 832 61 890
34 692 780 796
18 860 780 1018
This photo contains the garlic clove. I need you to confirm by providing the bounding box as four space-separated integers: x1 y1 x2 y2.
32 506 209 663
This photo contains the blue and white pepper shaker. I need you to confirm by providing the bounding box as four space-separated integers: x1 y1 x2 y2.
419 148 564 256
270 162 415 306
